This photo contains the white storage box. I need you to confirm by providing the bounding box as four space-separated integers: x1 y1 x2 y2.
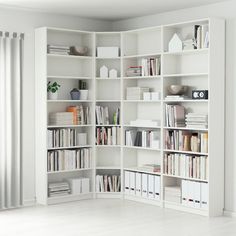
77 133 87 146
81 178 90 194
67 178 81 195
97 47 119 58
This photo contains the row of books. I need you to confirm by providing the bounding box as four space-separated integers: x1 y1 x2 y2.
125 171 161 200
47 148 91 172
141 58 161 76
163 153 208 180
96 127 121 145
47 129 87 148
165 130 208 153
125 130 160 148
67 105 91 125
95 106 120 125
96 175 121 192
48 182 70 197
194 24 209 49
47 44 70 55
165 104 185 127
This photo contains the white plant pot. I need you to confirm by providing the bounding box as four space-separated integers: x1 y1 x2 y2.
48 91 58 100
79 90 88 100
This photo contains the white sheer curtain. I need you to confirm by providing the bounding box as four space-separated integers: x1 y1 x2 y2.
0 32 23 209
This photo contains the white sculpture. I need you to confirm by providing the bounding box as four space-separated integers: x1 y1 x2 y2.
100 65 108 79
168 33 183 52
109 69 118 79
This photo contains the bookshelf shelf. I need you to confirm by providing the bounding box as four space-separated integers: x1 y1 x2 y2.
163 149 208 156
162 174 208 183
36 18 225 216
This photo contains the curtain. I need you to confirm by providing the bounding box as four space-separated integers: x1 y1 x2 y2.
0 32 23 209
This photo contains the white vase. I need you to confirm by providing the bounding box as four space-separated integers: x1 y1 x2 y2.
79 90 88 100
48 91 58 100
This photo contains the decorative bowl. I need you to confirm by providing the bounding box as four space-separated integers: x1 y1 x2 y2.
167 85 188 95
70 46 88 56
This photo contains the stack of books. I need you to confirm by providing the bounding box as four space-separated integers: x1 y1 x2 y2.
47 44 70 55
96 127 121 145
95 106 120 125
185 113 208 129
126 87 150 100
165 130 208 153
138 164 161 173
126 66 142 77
194 24 209 49
163 153 208 180
165 95 188 100
66 105 90 125
125 130 160 149
165 104 185 127
49 112 74 126
165 186 181 204
129 119 160 127
47 148 91 172
96 175 121 192
48 182 70 197
141 58 161 76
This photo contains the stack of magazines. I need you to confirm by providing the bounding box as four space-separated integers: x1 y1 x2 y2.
47 44 70 55
48 182 70 197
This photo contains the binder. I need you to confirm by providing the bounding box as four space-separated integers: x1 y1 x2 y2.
182 180 188 206
194 181 201 208
142 173 148 198
124 171 130 194
130 172 135 195
135 172 142 196
201 182 208 209
188 181 195 207
154 175 160 200
148 175 155 199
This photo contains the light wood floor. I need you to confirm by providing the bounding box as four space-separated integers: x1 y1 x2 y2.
0 199 235 236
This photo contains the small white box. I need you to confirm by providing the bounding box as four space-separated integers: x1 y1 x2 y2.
143 92 151 101
97 47 119 58
67 178 81 195
81 178 90 194
151 92 160 101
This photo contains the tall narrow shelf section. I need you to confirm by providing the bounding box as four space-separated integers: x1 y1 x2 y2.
35 18 225 216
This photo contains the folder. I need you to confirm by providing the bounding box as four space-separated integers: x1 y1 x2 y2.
130 172 135 195
154 175 160 200
193 181 201 208
188 180 195 207
135 172 142 196
142 173 148 198
148 175 155 199
181 180 188 206
124 171 130 194
201 182 208 209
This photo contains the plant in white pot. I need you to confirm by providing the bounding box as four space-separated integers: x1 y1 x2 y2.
79 80 88 100
47 81 60 100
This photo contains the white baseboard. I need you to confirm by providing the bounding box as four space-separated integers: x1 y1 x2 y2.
224 210 236 217
23 198 36 207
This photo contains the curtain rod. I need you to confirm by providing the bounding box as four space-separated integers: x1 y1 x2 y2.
0 31 24 39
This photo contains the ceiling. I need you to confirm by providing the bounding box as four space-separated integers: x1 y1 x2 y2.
0 0 230 20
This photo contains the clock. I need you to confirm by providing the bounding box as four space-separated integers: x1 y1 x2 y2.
192 90 208 100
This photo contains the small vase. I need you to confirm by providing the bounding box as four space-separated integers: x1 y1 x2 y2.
79 90 88 100
48 91 58 100
70 88 80 100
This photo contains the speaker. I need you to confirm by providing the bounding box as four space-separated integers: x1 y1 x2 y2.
192 90 208 100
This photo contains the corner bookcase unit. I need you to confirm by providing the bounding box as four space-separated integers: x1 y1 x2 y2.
35 18 225 216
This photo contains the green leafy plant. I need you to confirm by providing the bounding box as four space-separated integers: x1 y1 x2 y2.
47 81 61 93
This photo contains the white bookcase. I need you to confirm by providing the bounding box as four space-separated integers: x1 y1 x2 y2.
35 18 225 216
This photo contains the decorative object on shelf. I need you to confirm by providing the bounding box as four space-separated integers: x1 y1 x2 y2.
100 65 109 79
143 92 151 101
47 81 60 100
151 92 161 101
109 69 118 79
70 88 80 100
192 90 208 100
97 47 119 58
168 33 183 52
167 85 188 95
70 46 88 56
79 80 89 100
183 38 197 50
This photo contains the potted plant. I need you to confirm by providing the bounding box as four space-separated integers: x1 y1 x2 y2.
79 80 88 100
47 81 60 100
